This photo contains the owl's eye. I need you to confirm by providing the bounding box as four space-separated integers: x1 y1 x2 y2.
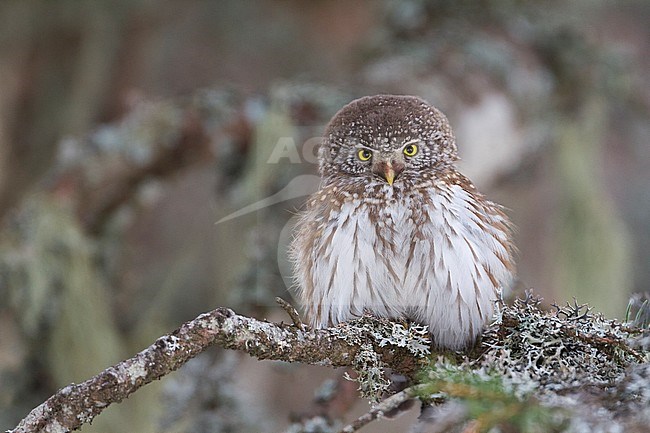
357 149 372 161
403 143 419 157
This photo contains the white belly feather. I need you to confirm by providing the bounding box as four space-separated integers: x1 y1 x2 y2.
302 183 512 350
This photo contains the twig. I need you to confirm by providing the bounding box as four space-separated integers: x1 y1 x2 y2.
276 296 306 330
10 307 421 433
338 384 428 433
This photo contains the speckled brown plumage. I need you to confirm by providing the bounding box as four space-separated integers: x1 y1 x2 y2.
290 95 516 350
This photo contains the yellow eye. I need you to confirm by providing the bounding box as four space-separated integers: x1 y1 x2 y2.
403 143 418 157
357 149 372 161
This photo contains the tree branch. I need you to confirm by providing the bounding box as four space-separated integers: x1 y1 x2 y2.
9 307 424 433
338 384 427 433
11 296 648 433
276 296 306 330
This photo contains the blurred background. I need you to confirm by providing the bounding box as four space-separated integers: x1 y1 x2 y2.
0 1 648 432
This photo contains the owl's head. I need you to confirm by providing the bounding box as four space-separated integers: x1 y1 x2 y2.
319 95 458 186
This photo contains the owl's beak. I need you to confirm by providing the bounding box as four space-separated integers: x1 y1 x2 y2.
385 166 396 185
373 160 404 186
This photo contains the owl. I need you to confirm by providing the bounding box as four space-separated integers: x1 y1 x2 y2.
290 95 515 350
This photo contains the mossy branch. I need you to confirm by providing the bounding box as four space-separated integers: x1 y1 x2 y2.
9 295 650 433
8 307 428 433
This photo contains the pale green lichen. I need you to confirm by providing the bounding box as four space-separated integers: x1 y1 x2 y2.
331 315 431 402
371 322 431 357
330 315 431 357
125 358 147 384
345 343 391 402
163 335 182 353
411 293 650 432
245 319 293 350
417 358 560 431
482 296 642 391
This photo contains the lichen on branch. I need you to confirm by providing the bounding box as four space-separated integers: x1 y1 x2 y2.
9 294 650 433
8 307 430 433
